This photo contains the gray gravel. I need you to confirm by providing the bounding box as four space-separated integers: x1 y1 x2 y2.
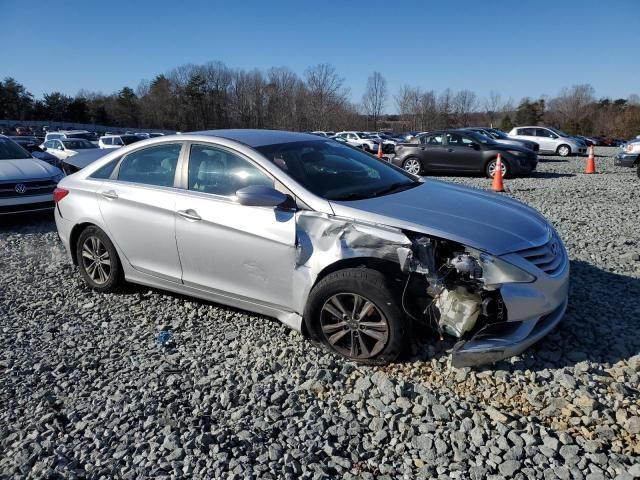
1 147 639 479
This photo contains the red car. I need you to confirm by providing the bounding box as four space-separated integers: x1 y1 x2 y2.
14 126 34 136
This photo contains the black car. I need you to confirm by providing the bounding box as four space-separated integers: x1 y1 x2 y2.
391 130 537 178
8 136 61 168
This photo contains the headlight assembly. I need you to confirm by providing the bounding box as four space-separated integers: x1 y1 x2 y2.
466 247 536 285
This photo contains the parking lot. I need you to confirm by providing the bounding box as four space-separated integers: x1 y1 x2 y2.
1 147 639 479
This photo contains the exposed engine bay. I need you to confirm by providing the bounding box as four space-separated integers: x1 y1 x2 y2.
398 234 507 339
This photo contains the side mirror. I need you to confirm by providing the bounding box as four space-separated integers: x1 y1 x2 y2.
235 185 288 207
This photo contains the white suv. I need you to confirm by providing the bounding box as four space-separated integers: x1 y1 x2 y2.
509 126 586 157
98 134 144 149
335 131 381 152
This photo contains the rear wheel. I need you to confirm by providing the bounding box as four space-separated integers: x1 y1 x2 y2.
557 144 571 157
304 268 407 364
485 158 509 178
402 157 423 175
76 226 123 292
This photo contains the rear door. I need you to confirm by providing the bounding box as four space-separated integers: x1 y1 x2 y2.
97 142 185 282
174 143 296 309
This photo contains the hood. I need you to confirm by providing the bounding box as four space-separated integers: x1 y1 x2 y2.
0 158 61 181
329 180 550 256
493 138 533 149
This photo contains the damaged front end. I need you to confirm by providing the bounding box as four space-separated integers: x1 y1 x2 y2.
295 212 565 368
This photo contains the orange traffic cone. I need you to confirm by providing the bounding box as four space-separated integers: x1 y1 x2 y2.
377 142 383 158
585 145 596 174
492 154 505 192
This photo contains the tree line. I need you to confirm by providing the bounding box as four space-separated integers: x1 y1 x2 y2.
1 62 639 138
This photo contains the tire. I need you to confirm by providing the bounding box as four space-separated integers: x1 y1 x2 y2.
557 144 571 157
402 157 423 175
636 163 640 179
485 158 510 179
76 226 123 292
304 268 407 365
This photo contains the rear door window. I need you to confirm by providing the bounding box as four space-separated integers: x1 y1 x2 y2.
519 128 536 136
117 143 182 187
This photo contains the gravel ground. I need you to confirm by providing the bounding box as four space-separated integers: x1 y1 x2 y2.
1 147 639 479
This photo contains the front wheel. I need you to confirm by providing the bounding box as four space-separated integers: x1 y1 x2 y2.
485 158 510 178
557 144 571 157
304 268 407 364
402 157 423 175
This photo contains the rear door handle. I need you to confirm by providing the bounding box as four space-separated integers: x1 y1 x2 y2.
447 148 454 152
100 190 118 199
177 209 201 221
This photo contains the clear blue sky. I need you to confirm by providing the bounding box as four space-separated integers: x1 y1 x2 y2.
2 0 639 111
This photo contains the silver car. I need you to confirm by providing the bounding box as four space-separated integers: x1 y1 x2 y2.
0 135 64 215
54 130 569 367
509 126 587 157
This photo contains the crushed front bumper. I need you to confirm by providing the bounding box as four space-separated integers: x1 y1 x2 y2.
451 297 567 367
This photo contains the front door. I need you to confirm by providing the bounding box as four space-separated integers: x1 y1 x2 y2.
441 132 480 171
97 142 184 282
174 143 296 310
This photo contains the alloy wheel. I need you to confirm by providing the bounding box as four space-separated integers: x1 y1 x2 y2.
81 236 111 285
403 158 421 175
488 160 507 178
320 293 389 359
558 146 570 157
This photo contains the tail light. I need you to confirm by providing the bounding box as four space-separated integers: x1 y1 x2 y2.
53 187 69 203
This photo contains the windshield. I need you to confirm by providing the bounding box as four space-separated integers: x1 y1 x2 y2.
0 137 32 160
62 139 96 149
466 131 496 145
488 129 508 139
548 127 570 138
121 135 143 145
256 140 419 201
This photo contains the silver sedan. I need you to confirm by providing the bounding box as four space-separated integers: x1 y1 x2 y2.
54 130 569 367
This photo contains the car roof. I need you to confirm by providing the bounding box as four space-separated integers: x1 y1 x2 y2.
187 129 321 147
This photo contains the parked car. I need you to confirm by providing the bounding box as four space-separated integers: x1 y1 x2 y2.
614 139 640 176
462 127 539 152
392 130 537 177
14 126 34 136
45 130 97 144
334 131 382 153
364 132 397 153
53 130 568 367
310 131 335 137
508 126 587 157
0 135 64 215
575 135 597 147
42 138 97 160
8 136 61 168
98 134 144 149
329 135 364 149
61 149 112 175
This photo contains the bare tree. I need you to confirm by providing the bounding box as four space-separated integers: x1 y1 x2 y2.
484 90 502 127
452 89 477 126
304 64 349 130
362 72 387 130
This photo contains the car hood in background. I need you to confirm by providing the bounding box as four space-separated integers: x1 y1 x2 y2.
330 180 550 256
0 158 60 181
63 148 112 170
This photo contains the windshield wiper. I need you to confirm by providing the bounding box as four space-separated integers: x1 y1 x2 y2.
369 181 419 197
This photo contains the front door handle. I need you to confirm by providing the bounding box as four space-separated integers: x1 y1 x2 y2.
100 190 118 199
177 209 201 221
